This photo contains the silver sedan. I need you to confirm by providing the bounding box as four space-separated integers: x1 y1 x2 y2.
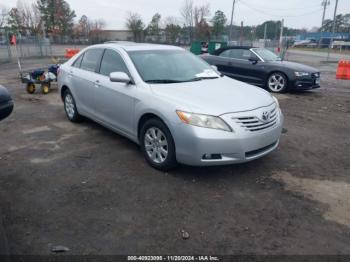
58 42 283 170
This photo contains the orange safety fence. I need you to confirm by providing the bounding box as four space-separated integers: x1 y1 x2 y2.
336 60 350 80
64 49 80 59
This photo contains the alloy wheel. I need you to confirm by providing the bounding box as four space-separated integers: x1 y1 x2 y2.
144 127 168 164
268 73 286 92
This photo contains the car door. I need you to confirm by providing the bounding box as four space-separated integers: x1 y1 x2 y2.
209 49 235 77
70 48 104 117
234 49 266 86
93 48 136 136
216 49 265 86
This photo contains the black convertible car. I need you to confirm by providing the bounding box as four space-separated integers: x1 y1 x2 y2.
0 85 14 121
202 46 320 93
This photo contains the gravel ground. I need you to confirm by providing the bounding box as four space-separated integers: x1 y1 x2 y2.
0 51 349 255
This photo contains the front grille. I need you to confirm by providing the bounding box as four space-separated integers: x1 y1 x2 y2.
234 106 278 132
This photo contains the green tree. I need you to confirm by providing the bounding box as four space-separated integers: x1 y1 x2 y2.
255 21 282 40
211 10 227 40
147 13 161 39
126 12 145 42
322 14 350 33
7 8 23 33
164 17 181 44
37 0 76 39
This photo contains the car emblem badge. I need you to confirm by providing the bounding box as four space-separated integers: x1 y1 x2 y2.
262 111 271 122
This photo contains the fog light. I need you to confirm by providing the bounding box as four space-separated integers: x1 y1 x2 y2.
203 154 211 160
202 154 222 160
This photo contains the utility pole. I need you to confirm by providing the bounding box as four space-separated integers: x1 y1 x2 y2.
279 19 284 55
229 0 236 42
327 0 339 61
319 0 330 48
263 23 267 48
240 21 243 46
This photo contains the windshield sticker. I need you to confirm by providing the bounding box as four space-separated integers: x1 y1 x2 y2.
195 69 219 78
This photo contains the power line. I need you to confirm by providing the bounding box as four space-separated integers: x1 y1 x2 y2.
239 0 323 18
240 2 321 11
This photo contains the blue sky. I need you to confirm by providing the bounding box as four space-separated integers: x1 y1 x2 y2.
2 0 350 30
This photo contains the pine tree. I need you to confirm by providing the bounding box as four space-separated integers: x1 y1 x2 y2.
37 0 76 38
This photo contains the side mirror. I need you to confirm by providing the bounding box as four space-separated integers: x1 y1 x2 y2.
211 65 218 71
249 57 259 64
109 72 131 84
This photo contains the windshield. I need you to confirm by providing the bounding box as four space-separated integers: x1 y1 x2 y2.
128 49 219 83
252 48 281 61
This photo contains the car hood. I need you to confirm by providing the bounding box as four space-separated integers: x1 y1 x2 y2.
269 60 319 72
150 77 274 116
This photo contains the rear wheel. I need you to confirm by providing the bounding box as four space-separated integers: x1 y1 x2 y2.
140 118 177 171
267 72 288 93
63 89 82 122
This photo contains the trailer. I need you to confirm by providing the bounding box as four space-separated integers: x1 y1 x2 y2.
19 64 59 94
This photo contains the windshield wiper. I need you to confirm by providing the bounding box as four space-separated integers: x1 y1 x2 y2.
189 76 220 82
145 79 185 84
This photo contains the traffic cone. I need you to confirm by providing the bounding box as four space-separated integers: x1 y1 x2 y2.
336 60 350 80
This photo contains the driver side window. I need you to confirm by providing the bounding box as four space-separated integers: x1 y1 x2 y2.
99 49 129 77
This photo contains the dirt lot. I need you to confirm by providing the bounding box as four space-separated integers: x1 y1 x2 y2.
0 52 350 255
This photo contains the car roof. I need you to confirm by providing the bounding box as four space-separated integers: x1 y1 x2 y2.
101 41 183 52
213 46 256 55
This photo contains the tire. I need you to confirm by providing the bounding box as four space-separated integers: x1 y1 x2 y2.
140 118 177 171
63 89 82 122
41 83 50 94
26 83 35 94
267 72 288 93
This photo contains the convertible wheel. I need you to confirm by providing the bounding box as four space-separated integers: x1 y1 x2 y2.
140 118 177 171
63 90 82 122
267 73 287 93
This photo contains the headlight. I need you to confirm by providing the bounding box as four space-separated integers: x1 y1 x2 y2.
273 96 280 108
176 111 232 132
295 72 310 77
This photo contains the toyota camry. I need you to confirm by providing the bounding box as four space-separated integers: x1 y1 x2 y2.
58 42 284 170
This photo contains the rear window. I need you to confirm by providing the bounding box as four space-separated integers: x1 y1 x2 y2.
80 49 103 72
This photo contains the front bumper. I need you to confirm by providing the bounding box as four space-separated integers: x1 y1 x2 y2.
291 75 321 90
173 107 284 166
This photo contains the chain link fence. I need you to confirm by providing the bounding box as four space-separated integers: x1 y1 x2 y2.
0 28 11 63
0 29 89 64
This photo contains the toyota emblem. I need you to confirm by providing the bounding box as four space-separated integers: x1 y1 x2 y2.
262 111 271 122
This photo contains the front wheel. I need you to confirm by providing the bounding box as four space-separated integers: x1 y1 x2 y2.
140 118 177 171
267 72 288 93
41 83 50 94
